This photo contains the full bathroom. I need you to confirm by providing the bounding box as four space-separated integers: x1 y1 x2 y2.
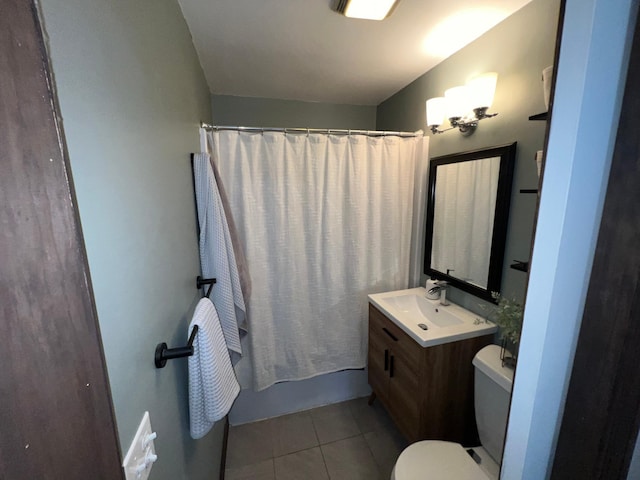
3 0 639 479
212 2 559 480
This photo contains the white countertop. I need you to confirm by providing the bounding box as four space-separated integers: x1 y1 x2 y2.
368 287 497 348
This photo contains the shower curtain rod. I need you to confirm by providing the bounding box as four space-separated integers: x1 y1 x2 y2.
200 122 423 138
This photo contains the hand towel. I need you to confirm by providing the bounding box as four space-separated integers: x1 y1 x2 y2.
194 153 247 357
188 298 240 439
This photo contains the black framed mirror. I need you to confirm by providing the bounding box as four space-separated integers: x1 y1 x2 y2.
424 142 517 302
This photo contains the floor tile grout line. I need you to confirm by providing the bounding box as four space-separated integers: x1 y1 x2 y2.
318 436 334 480
315 431 364 448
269 416 277 461
308 410 322 449
312 405 364 446
362 431 387 480
308 409 333 480
272 442 337 460
312 400 362 480
271 410 322 459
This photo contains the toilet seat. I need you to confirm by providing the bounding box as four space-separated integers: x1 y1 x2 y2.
392 441 490 480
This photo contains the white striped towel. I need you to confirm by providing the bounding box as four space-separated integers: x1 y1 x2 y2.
188 298 240 440
194 153 246 357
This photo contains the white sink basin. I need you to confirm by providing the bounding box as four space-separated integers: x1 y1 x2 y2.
368 287 497 347
384 293 464 327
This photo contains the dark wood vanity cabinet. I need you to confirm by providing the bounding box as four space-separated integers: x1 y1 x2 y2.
368 304 493 445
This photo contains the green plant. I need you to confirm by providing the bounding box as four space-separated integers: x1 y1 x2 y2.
488 292 524 348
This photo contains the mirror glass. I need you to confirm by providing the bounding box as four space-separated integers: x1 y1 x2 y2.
424 143 517 301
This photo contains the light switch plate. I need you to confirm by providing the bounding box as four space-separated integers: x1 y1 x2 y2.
122 412 157 480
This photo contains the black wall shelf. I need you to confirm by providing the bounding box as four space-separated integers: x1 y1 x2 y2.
520 189 538 194
529 112 548 121
510 260 529 272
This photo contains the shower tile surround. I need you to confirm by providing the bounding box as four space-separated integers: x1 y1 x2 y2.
225 396 407 480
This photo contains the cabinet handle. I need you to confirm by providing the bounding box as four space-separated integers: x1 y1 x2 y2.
384 349 389 371
382 327 398 342
389 355 395 378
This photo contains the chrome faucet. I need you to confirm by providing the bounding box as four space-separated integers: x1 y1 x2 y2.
426 284 442 300
438 281 450 306
426 280 449 305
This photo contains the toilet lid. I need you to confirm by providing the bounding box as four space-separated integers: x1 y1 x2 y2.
394 441 490 480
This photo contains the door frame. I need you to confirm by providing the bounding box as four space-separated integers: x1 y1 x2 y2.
0 1 123 478
502 0 640 478
550 6 640 478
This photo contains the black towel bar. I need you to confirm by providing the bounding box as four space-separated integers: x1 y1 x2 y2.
154 325 198 368
153 276 217 368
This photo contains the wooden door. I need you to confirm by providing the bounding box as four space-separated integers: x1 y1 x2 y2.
0 1 124 478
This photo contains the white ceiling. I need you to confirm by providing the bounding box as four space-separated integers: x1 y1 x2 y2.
177 0 533 106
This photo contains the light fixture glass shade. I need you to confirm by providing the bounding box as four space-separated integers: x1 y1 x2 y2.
444 86 469 119
467 72 498 109
343 0 399 20
426 97 447 127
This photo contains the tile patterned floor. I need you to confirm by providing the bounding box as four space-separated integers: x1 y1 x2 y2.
225 396 408 480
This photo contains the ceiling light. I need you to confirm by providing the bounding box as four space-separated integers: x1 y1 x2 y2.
334 0 400 21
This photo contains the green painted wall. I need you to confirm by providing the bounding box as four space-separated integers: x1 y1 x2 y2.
212 94 377 129
39 0 223 478
377 0 561 311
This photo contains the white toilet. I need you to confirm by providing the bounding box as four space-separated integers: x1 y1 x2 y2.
391 344 514 480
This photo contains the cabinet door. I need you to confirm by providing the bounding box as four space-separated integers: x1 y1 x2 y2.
369 305 423 440
370 305 421 371
388 351 422 441
368 314 390 402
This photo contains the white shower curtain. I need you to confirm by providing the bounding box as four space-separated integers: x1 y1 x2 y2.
208 130 427 391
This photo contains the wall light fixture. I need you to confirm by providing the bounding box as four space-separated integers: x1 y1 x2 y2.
426 72 498 135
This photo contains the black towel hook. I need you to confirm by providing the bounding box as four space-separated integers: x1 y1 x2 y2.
197 275 216 298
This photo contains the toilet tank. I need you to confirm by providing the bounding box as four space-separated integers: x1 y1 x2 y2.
472 344 514 464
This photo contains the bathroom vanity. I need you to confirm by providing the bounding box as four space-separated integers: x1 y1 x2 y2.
367 288 496 445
